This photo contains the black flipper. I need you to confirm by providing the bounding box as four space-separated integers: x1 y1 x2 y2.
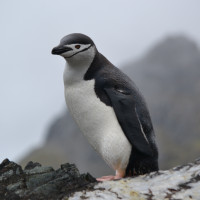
104 87 158 175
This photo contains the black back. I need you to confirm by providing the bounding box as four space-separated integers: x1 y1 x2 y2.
84 52 159 176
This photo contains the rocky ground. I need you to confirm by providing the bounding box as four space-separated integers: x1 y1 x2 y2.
1 158 200 200
0 159 96 200
70 158 200 200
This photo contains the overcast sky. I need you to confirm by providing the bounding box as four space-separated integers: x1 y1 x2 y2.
0 0 200 163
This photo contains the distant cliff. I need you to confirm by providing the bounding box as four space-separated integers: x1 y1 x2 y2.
20 35 200 175
123 35 200 168
1 158 200 200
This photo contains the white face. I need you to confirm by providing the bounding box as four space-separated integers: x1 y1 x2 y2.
61 44 96 66
61 43 91 58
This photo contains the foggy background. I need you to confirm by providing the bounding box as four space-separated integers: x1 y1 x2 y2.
0 0 200 177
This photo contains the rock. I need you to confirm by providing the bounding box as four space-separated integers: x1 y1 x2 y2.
69 158 200 200
0 159 96 200
1 158 200 200
24 161 42 170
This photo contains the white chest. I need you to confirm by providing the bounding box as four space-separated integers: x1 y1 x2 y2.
63 66 131 171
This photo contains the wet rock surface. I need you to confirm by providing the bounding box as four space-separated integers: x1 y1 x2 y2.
0 159 96 200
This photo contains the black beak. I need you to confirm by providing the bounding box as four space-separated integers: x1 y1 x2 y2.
51 46 73 55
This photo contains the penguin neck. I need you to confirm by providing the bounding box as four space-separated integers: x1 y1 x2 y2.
63 46 96 85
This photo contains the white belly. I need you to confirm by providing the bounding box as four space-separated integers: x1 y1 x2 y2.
64 79 131 171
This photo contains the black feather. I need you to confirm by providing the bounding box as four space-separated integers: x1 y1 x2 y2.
85 51 159 175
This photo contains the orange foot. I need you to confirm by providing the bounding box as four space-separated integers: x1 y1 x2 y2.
96 175 121 181
96 170 125 182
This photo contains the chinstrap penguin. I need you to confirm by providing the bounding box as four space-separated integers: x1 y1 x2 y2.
52 33 159 181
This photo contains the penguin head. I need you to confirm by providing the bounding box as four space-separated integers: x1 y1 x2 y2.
52 33 96 64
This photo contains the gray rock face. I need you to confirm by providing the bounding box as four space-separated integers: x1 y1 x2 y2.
0 159 96 200
1 158 200 200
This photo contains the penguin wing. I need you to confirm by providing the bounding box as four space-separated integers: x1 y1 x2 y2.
104 87 153 156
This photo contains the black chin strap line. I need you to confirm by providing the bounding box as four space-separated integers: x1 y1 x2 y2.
66 44 92 58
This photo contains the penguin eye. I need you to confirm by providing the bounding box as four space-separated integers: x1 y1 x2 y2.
75 45 81 49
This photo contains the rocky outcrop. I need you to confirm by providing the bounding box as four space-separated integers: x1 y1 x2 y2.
69 157 200 200
0 159 96 200
1 158 200 200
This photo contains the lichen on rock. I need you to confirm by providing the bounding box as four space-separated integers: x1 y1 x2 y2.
69 158 200 200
